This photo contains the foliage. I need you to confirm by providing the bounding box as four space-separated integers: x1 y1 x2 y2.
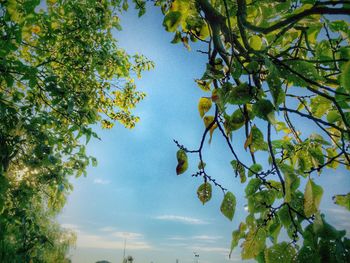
156 0 350 261
0 0 152 261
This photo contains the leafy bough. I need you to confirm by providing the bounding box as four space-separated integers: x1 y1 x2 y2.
158 0 350 261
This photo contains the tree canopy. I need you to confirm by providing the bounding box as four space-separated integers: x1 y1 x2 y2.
157 0 350 261
1 0 350 262
0 0 152 261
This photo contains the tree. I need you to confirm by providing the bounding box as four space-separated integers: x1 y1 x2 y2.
156 0 350 261
127 255 134 263
0 0 152 261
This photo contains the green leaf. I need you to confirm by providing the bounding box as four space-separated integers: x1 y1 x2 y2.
304 179 323 217
310 95 332 118
341 60 350 92
227 83 256 105
267 73 284 107
284 60 320 86
329 20 350 33
309 146 325 167
197 182 212 205
249 35 263 50
176 149 188 175
245 178 262 196
171 31 182 44
326 110 341 123
241 228 266 259
248 164 263 177
91 157 98 167
277 205 291 228
268 220 282 245
231 160 246 182
249 125 267 152
335 87 350 109
228 108 245 131
326 148 339 169
248 190 275 213
230 222 247 256
284 172 299 203
220 192 236 220
253 100 275 121
315 40 333 61
333 193 350 211
264 242 296 263
163 11 182 32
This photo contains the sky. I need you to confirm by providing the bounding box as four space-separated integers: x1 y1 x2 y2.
58 4 350 263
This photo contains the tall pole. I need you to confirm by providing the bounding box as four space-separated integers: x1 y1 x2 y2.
123 238 126 260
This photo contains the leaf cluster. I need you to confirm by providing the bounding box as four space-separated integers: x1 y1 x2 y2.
157 0 350 260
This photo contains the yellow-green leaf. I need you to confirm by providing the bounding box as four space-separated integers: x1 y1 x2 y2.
197 182 212 205
230 223 247 257
304 179 323 217
341 61 350 91
264 242 296 263
249 35 262 50
176 149 188 175
220 191 236 221
198 97 212 118
333 193 350 211
163 11 182 32
195 79 211 91
203 115 215 128
241 228 266 259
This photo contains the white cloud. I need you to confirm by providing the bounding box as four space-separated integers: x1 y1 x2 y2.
168 236 187 241
99 226 116 232
77 233 152 250
155 215 208 225
168 235 222 243
111 231 143 239
320 207 350 236
188 246 229 253
326 207 349 217
192 235 222 242
93 178 110 185
60 223 152 250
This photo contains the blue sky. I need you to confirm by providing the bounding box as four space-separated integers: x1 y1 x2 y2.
58 5 350 263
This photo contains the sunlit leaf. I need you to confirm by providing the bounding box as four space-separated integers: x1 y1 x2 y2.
341 61 350 92
163 11 182 32
249 35 263 50
333 193 350 211
197 182 212 205
176 149 188 175
304 179 323 217
264 242 296 263
198 97 212 118
241 228 266 259
220 192 236 221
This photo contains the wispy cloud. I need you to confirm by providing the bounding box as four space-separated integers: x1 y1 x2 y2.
111 231 143 239
324 207 350 231
188 245 229 253
60 223 152 250
168 235 222 242
168 236 187 241
192 235 222 242
77 233 151 250
99 226 116 232
155 215 208 225
93 178 110 185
